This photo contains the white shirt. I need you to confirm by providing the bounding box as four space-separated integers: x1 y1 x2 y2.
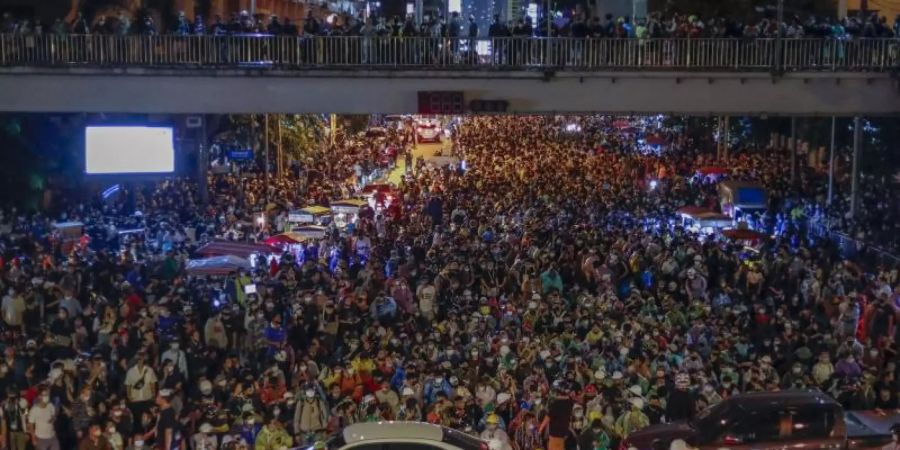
124 364 158 402
28 402 56 439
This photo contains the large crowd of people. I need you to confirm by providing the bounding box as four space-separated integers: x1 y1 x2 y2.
0 115 896 450
2 7 899 39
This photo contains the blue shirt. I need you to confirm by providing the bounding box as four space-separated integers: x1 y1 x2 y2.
371 297 398 320
264 324 286 354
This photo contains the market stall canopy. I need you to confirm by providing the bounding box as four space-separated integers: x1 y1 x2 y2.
196 240 279 259
301 205 331 215
331 199 368 214
186 255 252 276
291 225 328 239
288 205 331 223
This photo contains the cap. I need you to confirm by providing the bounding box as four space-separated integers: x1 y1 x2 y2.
486 414 500 424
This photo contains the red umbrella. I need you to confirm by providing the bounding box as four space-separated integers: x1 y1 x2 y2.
676 206 712 216
196 240 280 259
721 229 767 241
264 234 304 246
361 183 395 195
644 135 667 146
698 166 728 176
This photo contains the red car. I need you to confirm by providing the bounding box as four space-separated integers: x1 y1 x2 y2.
416 122 442 143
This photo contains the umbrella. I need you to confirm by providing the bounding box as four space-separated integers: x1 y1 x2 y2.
185 255 252 276
196 240 280 259
644 135 667 146
698 166 728 176
676 206 712 216
613 119 631 129
361 183 396 195
721 229 767 241
264 233 307 245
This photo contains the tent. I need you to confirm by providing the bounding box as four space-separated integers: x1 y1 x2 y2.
196 240 279 259
185 255 252 276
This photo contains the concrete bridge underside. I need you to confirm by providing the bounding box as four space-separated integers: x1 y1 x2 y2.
0 68 897 115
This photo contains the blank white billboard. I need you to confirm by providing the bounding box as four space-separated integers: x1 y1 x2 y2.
85 126 175 174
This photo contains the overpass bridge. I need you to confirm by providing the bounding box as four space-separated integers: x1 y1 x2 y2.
0 35 898 115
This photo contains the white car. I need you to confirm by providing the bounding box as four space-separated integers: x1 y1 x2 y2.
314 421 488 450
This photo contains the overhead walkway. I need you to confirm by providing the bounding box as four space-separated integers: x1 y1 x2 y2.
0 35 898 114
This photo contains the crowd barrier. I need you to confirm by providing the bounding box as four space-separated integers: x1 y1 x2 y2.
1 34 898 71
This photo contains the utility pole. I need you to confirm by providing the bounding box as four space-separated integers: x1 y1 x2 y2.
277 115 283 179
827 116 835 206
199 115 209 207
850 116 861 217
264 114 270 205
790 117 797 186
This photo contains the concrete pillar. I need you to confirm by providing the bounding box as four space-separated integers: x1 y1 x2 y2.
850 116 861 217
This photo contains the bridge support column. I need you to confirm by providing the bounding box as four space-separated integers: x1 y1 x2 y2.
827 116 835 206
851 116 861 217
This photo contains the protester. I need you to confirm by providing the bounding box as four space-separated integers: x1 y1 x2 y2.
0 114 895 450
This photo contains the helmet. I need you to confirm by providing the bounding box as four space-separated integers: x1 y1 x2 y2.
486 414 500 425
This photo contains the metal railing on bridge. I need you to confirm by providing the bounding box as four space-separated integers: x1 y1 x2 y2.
1 34 898 71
